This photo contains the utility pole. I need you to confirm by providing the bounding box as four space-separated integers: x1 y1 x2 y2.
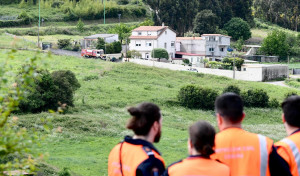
118 14 121 24
103 0 105 24
38 0 40 48
288 55 290 80
233 54 236 79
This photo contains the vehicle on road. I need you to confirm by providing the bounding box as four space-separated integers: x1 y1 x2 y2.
187 68 198 72
81 49 105 59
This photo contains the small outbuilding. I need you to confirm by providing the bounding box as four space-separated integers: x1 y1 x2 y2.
81 34 118 49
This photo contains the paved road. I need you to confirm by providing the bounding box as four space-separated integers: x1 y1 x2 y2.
50 49 81 58
265 81 289 88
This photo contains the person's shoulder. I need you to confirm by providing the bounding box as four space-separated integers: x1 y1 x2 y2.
167 159 183 168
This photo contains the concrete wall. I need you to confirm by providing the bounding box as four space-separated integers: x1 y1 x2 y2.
179 39 206 54
262 66 288 81
157 28 176 58
129 59 288 82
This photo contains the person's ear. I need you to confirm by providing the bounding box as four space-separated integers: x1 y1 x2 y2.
282 114 286 123
188 138 193 155
241 112 246 122
216 113 223 128
153 121 159 132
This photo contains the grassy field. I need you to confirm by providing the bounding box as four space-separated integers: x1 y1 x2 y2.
0 33 37 49
0 48 299 175
22 35 84 44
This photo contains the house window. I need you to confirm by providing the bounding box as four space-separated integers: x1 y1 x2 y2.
138 32 142 35
220 48 224 52
147 31 151 36
209 37 215 41
209 48 214 52
191 58 193 62
197 57 200 62
164 42 167 49
146 42 152 47
171 41 175 47
136 41 141 47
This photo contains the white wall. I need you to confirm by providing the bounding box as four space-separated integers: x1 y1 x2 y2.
179 39 206 54
128 59 287 82
204 36 230 59
157 28 176 58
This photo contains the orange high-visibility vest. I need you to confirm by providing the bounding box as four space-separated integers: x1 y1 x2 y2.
108 136 165 176
275 130 300 176
165 155 230 176
212 128 273 176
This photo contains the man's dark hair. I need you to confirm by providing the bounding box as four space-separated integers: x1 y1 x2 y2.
189 120 215 157
281 95 300 127
126 102 161 136
215 92 244 123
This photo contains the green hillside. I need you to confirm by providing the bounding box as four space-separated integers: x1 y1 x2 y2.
0 47 298 175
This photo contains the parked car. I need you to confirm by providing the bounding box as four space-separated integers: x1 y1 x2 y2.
187 68 198 72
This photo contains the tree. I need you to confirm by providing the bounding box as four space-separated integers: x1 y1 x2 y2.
193 10 219 35
224 17 251 40
96 38 105 51
108 23 132 44
129 50 142 58
151 48 169 62
76 18 84 32
260 30 289 59
184 31 200 37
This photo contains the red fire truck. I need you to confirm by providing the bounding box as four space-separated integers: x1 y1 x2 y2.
81 49 105 59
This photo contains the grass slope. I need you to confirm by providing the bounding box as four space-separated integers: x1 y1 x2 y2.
0 49 299 175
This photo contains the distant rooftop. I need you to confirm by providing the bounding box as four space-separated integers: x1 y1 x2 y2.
201 34 231 38
133 26 167 31
84 34 117 39
129 36 158 39
176 37 204 40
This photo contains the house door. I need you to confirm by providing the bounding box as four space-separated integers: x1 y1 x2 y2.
146 53 150 60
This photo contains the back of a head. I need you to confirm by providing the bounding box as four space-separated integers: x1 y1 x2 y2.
215 92 244 123
282 95 300 128
126 102 161 136
189 120 216 157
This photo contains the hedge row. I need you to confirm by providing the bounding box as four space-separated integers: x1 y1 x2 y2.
178 84 297 110
0 19 27 27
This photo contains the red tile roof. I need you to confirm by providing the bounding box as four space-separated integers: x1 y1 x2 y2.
133 26 167 31
129 36 158 39
176 52 205 56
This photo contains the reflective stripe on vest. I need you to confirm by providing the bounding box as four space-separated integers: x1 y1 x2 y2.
281 138 300 174
258 134 268 176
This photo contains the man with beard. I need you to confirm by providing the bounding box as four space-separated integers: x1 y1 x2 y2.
108 102 165 176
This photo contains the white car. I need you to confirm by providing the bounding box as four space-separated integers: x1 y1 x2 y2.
187 68 198 72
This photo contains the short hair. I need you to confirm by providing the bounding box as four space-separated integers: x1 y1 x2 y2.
281 96 300 127
215 92 244 123
126 102 161 136
189 120 215 156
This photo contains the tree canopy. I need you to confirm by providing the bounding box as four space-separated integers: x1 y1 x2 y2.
193 10 219 35
224 18 251 40
260 30 289 58
151 48 169 61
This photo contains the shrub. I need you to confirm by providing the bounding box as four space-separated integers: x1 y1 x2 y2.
269 98 280 108
18 11 31 25
117 0 129 5
223 85 241 95
222 57 244 71
241 89 269 108
76 18 84 32
178 85 218 110
18 70 80 113
183 59 190 65
57 39 71 49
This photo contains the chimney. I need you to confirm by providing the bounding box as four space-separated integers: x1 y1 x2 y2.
162 22 164 27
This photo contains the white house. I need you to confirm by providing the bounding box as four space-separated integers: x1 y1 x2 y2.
82 34 119 49
175 34 231 65
202 34 231 60
129 25 176 59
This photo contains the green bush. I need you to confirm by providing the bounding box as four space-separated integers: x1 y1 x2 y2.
57 39 71 49
222 57 244 71
18 70 80 113
269 98 280 108
183 59 190 65
241 89 269 108
223 85 241 95
178 85 218 110
117 0 129 5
